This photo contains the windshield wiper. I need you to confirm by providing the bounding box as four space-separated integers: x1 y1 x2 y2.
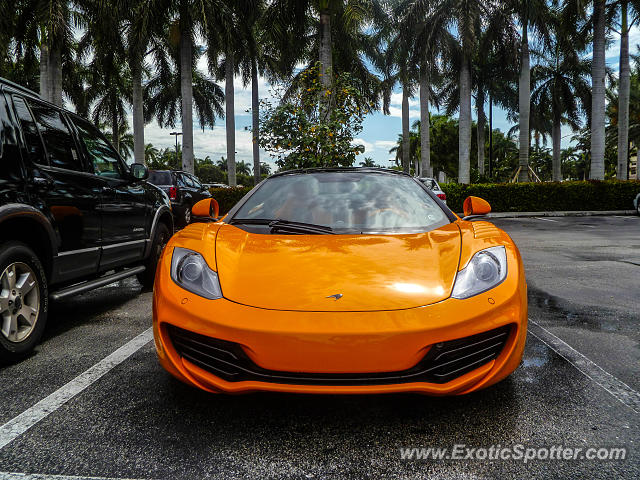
229 218 334 234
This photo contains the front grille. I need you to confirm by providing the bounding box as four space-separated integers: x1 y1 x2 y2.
167 324 512 385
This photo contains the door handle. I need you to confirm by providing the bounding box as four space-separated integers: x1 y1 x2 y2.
102 186 114 193
31 177 53 189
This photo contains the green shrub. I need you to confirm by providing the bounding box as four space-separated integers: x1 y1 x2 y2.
209 180 640 217
209 186 253 214
441 180 640 213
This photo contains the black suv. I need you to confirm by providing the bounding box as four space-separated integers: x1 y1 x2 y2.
148 170 211 227
0 78 173 361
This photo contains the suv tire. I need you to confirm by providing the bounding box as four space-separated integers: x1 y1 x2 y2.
182 204 192 227
137 223 171 288
0 242 49 363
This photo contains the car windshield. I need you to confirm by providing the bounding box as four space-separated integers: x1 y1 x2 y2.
232 171 450 234
148 171 172 185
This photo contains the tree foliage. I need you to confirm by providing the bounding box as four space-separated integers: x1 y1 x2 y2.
259 64 370 170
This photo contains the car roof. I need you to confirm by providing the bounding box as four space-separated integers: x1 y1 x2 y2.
269 167 411 178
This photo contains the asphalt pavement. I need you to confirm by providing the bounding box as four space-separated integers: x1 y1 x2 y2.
0 215 638 479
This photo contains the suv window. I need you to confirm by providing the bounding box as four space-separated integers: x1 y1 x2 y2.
71 116 124 179
12 96 47 166
177 173 189 188
188 174 202 189
148 171 172 185
29 102 82 171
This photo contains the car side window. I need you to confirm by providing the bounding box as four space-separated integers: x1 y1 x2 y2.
28 102 82 171
177 174 189 188
12 96 47 166
71 116 124 179
189 174 202 189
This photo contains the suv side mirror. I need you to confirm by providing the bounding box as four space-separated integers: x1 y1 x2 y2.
463 196 491 219
130 163 149 180
192 198 220 221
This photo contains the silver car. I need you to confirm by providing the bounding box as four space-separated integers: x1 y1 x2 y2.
418 177 447 204
634 193 640 215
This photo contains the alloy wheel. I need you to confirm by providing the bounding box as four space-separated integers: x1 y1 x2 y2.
0 262 40 343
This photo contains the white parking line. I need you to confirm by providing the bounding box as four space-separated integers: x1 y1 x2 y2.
0 473 148 480
533 217 559 222
0 328 153 451
528 320 640 414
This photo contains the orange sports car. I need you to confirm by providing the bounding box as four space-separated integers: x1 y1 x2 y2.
152 168 527 395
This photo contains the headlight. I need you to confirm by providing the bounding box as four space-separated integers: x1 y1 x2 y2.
170 247 222 299
452 246 507 299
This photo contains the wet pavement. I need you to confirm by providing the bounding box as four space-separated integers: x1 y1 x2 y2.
0 216 638 479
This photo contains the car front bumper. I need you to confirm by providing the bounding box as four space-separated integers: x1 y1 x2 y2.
153 247 527 395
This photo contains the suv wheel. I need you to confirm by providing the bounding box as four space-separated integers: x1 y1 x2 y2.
0 242 48 362
137 223 170 288
183 205 192 227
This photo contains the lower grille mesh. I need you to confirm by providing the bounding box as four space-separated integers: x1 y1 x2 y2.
167 324 512 385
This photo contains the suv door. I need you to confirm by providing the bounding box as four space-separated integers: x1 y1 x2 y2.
69 115 148 271
187 173 211 204
15 96 103 283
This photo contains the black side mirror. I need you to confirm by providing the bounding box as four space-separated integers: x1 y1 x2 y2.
130 163 149 180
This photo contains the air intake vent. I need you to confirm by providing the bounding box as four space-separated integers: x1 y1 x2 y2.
167 324 512 385
472 221 500 239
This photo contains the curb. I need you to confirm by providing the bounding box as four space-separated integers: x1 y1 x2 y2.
482 210 637 218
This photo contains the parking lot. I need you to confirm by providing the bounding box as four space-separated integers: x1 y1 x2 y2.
0 215 638 479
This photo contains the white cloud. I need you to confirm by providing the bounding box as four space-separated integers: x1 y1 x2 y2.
353 137 374 153
374 140 398 152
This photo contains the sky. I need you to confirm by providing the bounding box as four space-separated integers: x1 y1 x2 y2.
137 25 640 171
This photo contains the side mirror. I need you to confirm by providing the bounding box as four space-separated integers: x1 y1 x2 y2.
130 163 149 180
192 198 220 221
463 196 491 219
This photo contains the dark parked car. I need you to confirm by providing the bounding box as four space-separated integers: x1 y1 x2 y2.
148 170 211 227
0 77 173 361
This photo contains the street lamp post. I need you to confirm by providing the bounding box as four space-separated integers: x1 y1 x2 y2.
170 131 182 165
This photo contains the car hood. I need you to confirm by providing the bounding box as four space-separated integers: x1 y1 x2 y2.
214 223 461 311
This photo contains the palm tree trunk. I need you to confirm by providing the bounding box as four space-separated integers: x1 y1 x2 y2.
252 59 260 185
112 98 119 154
225 52 237 187
459 56 471 184
419 67 431 177
49 43 63 107
518 21 530 182
132 59 145 165
180 32 195 174
476 89 486 176
552 113 562 181
617 0 630 179
402 87 410 174
591 0 606 180
319 10 332 119
39 42 50 102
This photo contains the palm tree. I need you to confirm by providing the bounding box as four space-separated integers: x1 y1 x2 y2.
123 0 170 166
531 30 591 181
77 1 131 152
235 160 252 175
145 143 160 165
144 31 224 155
11 0 75 106
272 1 386 112
505 0 552 182
564 0 607 179
433 0 489 184
472 8 519 177
615 0 640 178
105 125 135 160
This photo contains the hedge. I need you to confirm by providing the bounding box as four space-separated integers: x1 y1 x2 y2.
209 186 253 214
210 180 640 216
441 180 640 213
